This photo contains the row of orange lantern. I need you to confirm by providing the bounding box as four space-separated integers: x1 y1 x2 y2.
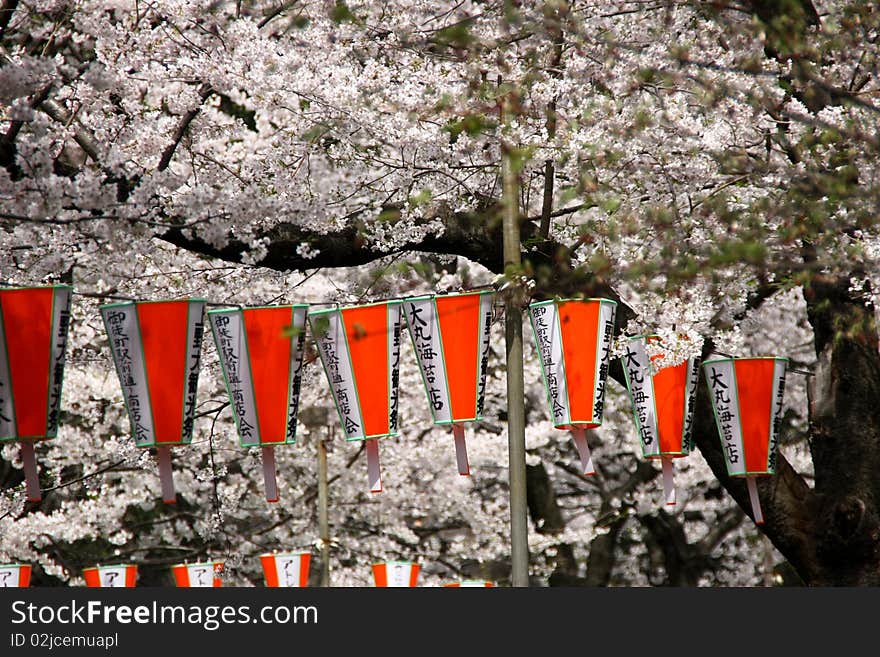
0 285 787 523
0 559 493 588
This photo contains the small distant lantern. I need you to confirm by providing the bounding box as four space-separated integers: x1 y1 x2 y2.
0 285 73 502
260 551 311 588
100 299 206 504
703 356 788 524
372 561 419 587
0 564 32 587
172 561 224 588
83 564 138 588
528 298 617 475
308 301 403 492
209 305 309 502
403 292 494 475
444 580 495 587
621 336 701 505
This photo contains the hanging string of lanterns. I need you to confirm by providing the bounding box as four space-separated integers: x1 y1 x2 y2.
1 282 796 527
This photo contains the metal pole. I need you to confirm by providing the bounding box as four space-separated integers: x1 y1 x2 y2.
500 83 530 587
318 427 331 587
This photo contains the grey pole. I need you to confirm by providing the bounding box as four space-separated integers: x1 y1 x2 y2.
500 85 530 587
318 426 331 587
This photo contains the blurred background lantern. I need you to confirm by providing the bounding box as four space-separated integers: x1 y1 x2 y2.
372 560 419 587
703 356 788 524
621 336 701 505
444 580 495 587
308 301 403 492
172 561 224 587
0 563 32 587
260 551 311 587
83 564 137 587
209 305 308 502
100 299 206 504
0 285 72 502
528 298 617 475
403 291 494 475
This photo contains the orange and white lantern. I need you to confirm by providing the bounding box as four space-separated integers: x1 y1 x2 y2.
403 291 493 475
0 564 32 587
372 561 419 587
703 356 788 524
308 301 403 492
260 551 311 587
208 305 308 502
621 336 701 505
528 298 617 475
444 580 495 587
172 561 223 587
83 564 137 588
100 299 206 504
0 285 72 502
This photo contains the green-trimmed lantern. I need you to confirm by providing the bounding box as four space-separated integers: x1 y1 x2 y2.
209 305 308 502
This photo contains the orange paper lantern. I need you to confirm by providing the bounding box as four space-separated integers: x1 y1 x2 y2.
703 356 788 524
100 299 206 504
0 285 72 502
403 291 494 475
172 561 224 587
0 564 32 588
621 336 701 505
528 298 617 475
309 301 403 492
209 305 308 502
260 551 311 587
83 564 137 587
372 561 419 587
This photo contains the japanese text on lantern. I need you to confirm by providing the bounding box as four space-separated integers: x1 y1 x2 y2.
594 316 614 420
768 369 787 471
476 303 492 416
182 314 203 440
407 303 444 413
682 359 701 451
212 315 255 442
104 309 150 445
287 325 305 438
389 312 401 432
316 329 360 437
531 306 566 424
709 366 739 464
623 344 655 447
47 293 71 434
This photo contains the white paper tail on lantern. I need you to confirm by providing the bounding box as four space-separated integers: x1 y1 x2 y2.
747 476 764 525
20 442 40 502
452 424 470 476
156 446 175 504
366 439 382 493
570 428 595 476
262 446 278 503
661 456 676 506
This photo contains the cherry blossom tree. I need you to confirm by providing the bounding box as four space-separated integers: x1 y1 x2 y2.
1 0 879 585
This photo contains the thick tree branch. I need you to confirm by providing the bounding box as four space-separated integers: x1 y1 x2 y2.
157 83 214 172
